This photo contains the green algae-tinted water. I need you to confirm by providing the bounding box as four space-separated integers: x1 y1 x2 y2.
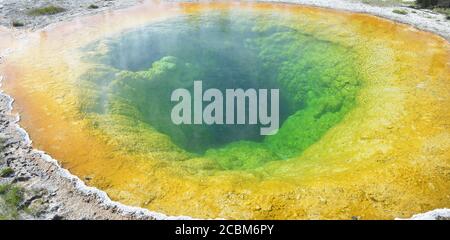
79 11 361 170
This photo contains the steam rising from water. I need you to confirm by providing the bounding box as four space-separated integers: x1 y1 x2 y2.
78 12 361 169
3 2 448 219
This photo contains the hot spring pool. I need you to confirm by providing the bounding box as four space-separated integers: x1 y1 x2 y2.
1 2 449 219
79 11 361 169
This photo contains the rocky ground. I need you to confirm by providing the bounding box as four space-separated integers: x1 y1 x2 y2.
0 0 142 30
0 0 449 220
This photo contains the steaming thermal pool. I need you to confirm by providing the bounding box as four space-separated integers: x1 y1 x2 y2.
1 2 449 219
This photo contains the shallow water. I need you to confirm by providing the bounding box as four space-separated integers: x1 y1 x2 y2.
1 2 449 219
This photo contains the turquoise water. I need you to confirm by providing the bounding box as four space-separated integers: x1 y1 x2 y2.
79 11 361 169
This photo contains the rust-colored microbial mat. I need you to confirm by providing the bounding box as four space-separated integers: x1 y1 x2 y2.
0 2 449 219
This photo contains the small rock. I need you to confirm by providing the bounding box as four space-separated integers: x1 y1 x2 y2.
12 176 30 182
51 214 64 220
